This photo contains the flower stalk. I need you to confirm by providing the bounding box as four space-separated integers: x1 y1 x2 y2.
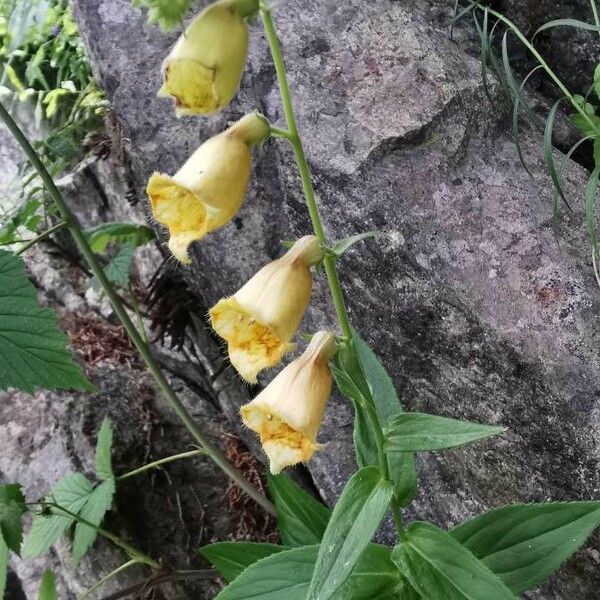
0 100 275 516
258 2 406 537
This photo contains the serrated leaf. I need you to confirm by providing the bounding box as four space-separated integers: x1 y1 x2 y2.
23 474 93 557
38 570 57 600
0 484 26 554
384 413 505 452
331 231 381 257
85 222 155 254
307 467 394 600
215 543 400 600
267 474 330 547
392 522 515 599
0 536 7 599
95 418 114 480
201 542 287 582
0 251 95 393
72 479 115 565
90 242 135 290
452 502 600 593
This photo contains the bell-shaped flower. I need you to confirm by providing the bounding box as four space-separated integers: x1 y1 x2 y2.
241 330 337 474
158 0 258 115
209 236 322 383
147 112 270 263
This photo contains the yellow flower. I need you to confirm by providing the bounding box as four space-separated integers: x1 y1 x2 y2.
146 112 270 263
241 331 337 474
158 0 258 115
209 236 322 382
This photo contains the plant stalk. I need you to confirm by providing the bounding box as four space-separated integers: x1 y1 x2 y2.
117 449 205 481
15 221 67 255
591 0 600 37
0 101 275 516
259 3 406 539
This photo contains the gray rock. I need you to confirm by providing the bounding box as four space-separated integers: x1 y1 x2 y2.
70 0 600 598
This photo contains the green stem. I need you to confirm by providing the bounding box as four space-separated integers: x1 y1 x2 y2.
0 101 275 517
591 0 600 37
259 2 407 539
79 559 140 600
473 2 600 136
260 3 352 341
117 449 204 481
15 221 67 255
34 502 160 568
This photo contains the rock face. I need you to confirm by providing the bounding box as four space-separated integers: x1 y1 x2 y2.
70 0 600 598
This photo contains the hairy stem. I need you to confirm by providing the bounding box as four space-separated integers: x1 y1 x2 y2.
259 3 406 539
117 449 205 480
0 101 275 516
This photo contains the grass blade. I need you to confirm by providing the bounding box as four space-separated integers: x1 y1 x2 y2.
544 99 572 212
585 167 600 266
534 19 600 38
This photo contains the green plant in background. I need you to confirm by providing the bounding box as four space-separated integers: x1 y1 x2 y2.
0 0 599 599
454 1 600 275
0 0 105 250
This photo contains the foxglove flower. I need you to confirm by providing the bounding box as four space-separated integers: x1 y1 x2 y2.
147 112 270 263
241 331 336 473
210 236 322 382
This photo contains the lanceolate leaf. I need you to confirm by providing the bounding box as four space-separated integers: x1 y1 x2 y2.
215 543 400 600
544 100 573 213
94 418 114 481
392 522 515 599
451 502 600 593
38 570 57 600
201 542 287 582
585 167 600 263
267 474 330 547
85 222 155 254
0 251 94 393
384 413 505 452
0 484 26 554
307 467 394 600
72 479 115 565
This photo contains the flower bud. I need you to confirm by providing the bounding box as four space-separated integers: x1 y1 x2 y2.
147 112 270 263
158 0 258 116
241 331 337 474
209 235 323 382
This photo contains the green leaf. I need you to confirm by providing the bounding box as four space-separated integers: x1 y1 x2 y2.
85 222 155 254
585 167 600 263
569 113 600 138
23 474 93 558
330 231 381 257
0 536 7 599
392 522 515 599
267 474 331 547
38 570 57 600
215 543 400 600
132 0 191 30
451 501 600 593
533 18 600 37
0 484 26 554
594 64 600 100
384 413 505 452
594 138 600 167
72 479 115 565
307 467 394 600
0 251 95 393
95 418 114 480
201 542 287 582
545 100 573 213
90 242 135 290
